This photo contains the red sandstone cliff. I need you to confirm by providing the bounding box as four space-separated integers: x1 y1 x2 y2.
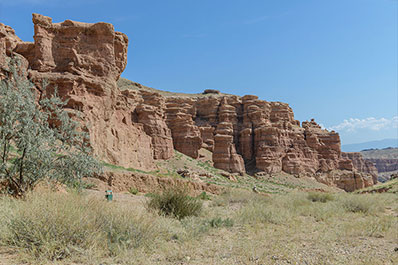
0 14 375 191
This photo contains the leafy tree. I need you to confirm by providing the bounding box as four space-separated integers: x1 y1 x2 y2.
0 60 102 195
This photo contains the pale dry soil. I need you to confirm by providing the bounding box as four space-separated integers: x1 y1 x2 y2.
1 188 397 265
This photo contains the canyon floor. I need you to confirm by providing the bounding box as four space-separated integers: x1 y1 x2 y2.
0 163 397 265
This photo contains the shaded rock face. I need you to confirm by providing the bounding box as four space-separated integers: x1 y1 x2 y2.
314 170 374 192
365 159 398 173
1 14 375 191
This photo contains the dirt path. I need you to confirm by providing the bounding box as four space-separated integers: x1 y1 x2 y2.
0 248 19 265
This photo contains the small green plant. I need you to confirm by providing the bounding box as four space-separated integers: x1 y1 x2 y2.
146 186 202 220
129 187 139 195
197 191 211 200
207 217 234 228
307 192 334 203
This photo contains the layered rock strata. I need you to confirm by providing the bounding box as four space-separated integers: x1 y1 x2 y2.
341 152 378 184
0 14 376 191
2 14 175 170
365 159 398 173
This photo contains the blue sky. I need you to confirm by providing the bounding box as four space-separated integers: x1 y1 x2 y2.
0 0 397 145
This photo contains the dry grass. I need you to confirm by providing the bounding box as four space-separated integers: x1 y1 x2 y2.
0 190 397 264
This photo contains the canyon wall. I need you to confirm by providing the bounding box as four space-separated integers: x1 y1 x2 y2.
0 14 375 191
365 159 398 173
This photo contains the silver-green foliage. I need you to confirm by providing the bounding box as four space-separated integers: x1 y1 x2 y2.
0 60 102 195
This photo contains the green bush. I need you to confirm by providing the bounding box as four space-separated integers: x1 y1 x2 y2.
0 60 102 195
129 187 139 195
307 192 334 203
146 187 202 220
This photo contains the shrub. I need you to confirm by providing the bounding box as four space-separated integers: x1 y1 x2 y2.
340 194 383 214
0 60 102 195
129 187 139 195
307 192 334 203
146 186 202 220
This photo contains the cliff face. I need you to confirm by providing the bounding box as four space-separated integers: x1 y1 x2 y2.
3 14 173 171
341 152 378 184
365 159 398 173
0 14 375 191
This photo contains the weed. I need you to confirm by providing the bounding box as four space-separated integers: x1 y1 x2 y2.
197 191 211 200
129 187 139 195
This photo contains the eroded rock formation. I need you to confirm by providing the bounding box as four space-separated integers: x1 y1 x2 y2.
365 159 398 173
0 14 376 191
2 14 175 170
341 152 378 184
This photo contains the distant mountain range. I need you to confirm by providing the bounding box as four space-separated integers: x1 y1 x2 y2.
341 138 398 152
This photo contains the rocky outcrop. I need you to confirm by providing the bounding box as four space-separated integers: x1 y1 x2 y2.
0 14 376 191
314 170 374 192
162 95 375 190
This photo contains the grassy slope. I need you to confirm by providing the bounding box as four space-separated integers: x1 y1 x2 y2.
356 178 398 194
102 148 340 194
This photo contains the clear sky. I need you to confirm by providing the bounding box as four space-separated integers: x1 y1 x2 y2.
0 0 397 145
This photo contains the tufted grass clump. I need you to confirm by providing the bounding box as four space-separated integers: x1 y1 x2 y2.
307 192 334 203
129 186 139 195
340 194 384 214
207 217 234 228
146 186 203 220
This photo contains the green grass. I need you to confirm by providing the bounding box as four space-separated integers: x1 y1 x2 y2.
356 178 398 194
